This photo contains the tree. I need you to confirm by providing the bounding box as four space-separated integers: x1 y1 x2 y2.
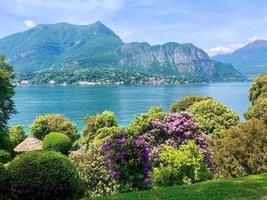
0 55 16 134
8 124 26 147
248 73 267 104
187 99 239 137
244 97 267 120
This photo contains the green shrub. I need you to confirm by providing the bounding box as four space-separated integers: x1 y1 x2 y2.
248 73 267 104
8 151 84 200
170 96 212 112
30 114 77 140
0 149 12 164
93 126 122 146
8 124 26 147
151 141 212 188
244 97 267 120
70 144 119 197
43 132 72 155
187 99 239 137
0 134 13 163
212 119 267 178
83 111 117 142
127 106 165 136
0 163 10 200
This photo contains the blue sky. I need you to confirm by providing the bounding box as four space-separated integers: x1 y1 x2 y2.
1 0 267 55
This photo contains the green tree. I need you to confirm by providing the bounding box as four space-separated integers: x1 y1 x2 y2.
170 96 212 113
248 73 267 104
8 124 26 147
0 55 16 133
244 97 267 120
187 99 239 137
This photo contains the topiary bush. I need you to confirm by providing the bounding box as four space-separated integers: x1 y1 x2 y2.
212 119 267 178
8 151 84 200
83 111 118 142
0 163 10 200
70 144 119 197
248 73 267 104
30 114 77 140
127 106 165 137
8 124 26 147
43 132 72 155
170 96 212 113
151 141 212 188
187 99 240 137
244 97 267 120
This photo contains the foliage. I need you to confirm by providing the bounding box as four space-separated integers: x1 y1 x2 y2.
8 124 26 147
151 141 212 188
83 111 118 142
0 134 13 164
244 97 267 120
212 119 267 177
248 73 267 103
0 163 10 200
43 132 72 155
170 96 212 113
0 55 16 133
102 130 152 191
93 127 122 146
0 149 12 164
127 106 165 137
145 112 214 171
70 144 119 197
30 114 77 140
83 174 267 200
8 151 84 200
187 99 239 137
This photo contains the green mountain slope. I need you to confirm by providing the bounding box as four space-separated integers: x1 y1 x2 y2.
0 21 244 81
213 40 267 77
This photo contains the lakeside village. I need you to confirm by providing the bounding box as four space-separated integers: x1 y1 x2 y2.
16 77 191 86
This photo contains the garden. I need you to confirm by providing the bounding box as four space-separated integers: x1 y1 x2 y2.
0 56 266 200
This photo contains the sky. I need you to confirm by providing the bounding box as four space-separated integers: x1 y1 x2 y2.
1 0 267 56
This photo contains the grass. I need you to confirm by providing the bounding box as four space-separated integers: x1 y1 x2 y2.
83 174 267 200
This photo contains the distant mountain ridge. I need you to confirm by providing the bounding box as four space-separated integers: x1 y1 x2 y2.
0 21 244 81
213 40 267 77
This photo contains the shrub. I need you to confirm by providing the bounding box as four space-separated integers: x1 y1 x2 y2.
102 130 152 190
0 163 10 200
151 141 212 188
30 114 77 140
43 132 72 155
244 97 267 120
170 96 212 113
212 119 267 177
127 106 165 137
70 144 119 197
145 112 214 170
0 134 13 163
248 73 267 104
8 151 84 200
93 126 122 146
0 149 12 164
8 124 26 147
187 99 239 137
83 111 117 141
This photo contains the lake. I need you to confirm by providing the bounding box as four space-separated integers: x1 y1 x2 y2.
9 82 251 133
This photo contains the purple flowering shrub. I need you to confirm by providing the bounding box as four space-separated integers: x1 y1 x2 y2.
145 112 214 171
102 130 152 190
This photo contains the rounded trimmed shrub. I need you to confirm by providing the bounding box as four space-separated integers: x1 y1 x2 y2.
30 114 77 140
43 132 72 155
187 99 240 137
170 96 212 113
8 124 26 147
0 163 10 200
8 151 84 200
212 119 267 177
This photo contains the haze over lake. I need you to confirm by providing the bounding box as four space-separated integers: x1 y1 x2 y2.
10 82 251 132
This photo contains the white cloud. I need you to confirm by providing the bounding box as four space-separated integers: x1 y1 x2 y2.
24 20 36 27
207 43 245 56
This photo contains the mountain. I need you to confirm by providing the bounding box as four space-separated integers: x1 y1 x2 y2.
0 21 244 81
213 40 267 77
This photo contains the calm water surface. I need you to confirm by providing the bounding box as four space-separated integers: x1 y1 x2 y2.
9 82 251 132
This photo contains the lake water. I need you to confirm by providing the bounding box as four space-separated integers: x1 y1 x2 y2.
9 82 251 133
